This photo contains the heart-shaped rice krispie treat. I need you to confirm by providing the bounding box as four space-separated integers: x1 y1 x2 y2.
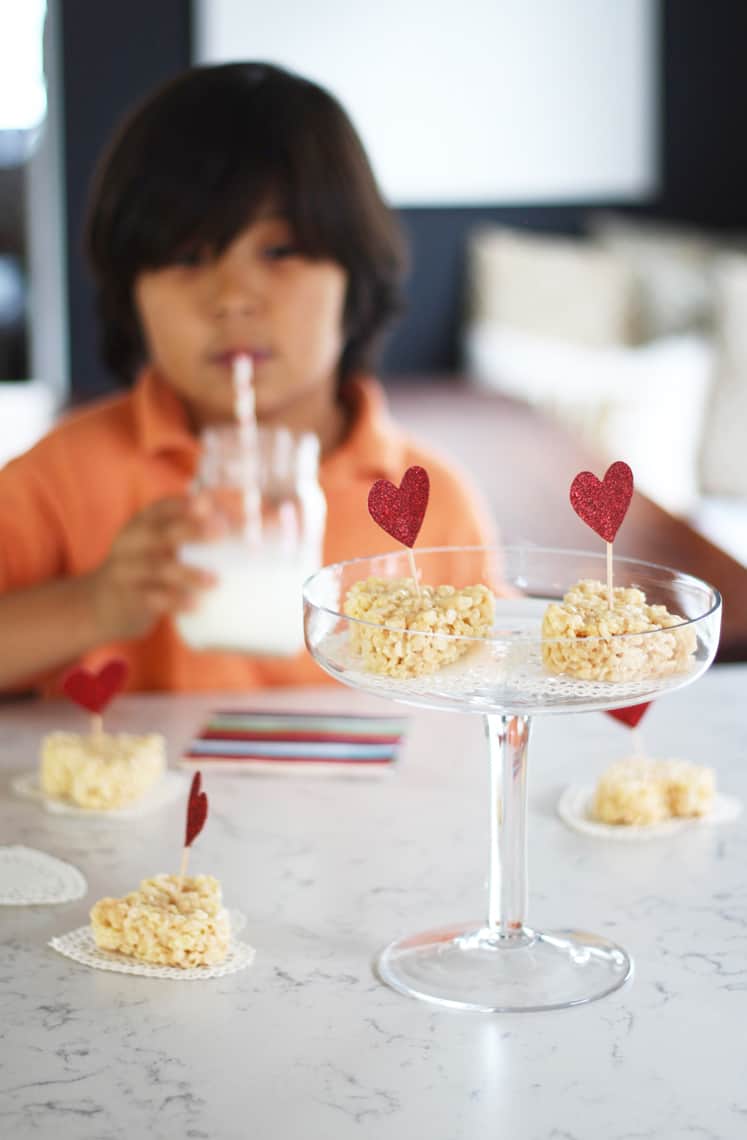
592 757 715 825
344 577 494 679
90 873 230 968
542 579 696 682
41 731 165 809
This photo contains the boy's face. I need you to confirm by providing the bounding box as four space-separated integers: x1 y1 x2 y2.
133 215 348 434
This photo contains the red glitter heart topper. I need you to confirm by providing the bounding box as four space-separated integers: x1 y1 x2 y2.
61 659 129 715
368 466 430 548
184 771 208 848
606 702 651 729
570 460 634 543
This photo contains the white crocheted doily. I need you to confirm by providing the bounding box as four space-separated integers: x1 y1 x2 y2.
49 911 255 979
11 768 186 818
557 785 742 841
0 845 87 905
321 632 689 712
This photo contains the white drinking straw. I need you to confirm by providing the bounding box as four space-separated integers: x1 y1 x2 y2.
233 353 255 429
232 355 262 545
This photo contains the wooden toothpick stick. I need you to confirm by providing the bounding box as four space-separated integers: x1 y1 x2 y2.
406 547 421 598
180 772 208 888
569 461 634 614
367 465 430 602
631 727 645 758
606 541 614 611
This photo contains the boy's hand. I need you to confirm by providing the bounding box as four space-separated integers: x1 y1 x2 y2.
87 496 218 641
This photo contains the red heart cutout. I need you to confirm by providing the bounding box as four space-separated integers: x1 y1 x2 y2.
368 466 430 548
570 460 634 543
62 659 129 714
606 702 651 729
185 771 209 848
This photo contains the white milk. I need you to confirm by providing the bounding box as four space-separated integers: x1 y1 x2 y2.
176 538 316 656
176 424 326 656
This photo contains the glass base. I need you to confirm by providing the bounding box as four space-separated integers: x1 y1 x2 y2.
375 923 633 1013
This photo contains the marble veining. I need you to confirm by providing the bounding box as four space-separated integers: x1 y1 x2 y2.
1 668 746 1138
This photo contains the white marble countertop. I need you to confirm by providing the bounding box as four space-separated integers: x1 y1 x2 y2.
1 666 746 1140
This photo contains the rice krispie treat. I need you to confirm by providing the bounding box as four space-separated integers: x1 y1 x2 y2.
344 577 495 679
593 757 715 825
90 874 230 968
40 731 165 809
542 579 696 682
656 759 715 818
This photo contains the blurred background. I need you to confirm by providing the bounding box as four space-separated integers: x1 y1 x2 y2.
2 0 747 562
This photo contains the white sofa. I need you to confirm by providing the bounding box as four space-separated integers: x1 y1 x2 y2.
462 215 747 567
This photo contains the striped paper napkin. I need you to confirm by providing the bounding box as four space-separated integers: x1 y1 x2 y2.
180 711 407 773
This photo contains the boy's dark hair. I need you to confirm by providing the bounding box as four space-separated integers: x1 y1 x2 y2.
85 62 407 386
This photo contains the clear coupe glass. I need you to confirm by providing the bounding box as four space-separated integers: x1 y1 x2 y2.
303 546 721 1013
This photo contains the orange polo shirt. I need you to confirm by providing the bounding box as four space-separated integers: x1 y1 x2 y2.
0 370 498 692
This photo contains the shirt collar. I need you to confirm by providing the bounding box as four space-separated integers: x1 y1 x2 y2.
133 368 403 478
133 368 199 460
323 376 406 482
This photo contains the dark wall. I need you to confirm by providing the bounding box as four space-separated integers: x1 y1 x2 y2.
59 0 747 395
382 205 594 375
655 0 747 229
0 166 25 255
0 164 28 379
61 0 191 399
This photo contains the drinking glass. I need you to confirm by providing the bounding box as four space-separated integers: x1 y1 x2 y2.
178 424 325 655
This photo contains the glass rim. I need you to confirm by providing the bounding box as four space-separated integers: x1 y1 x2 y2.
199 422 318 444
302 544 722 646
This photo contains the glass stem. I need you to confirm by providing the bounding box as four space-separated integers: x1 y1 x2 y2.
485 714 532 939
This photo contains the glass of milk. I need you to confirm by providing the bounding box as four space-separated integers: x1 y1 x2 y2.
176 425 326 656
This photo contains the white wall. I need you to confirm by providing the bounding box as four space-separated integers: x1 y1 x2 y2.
195 0 659 206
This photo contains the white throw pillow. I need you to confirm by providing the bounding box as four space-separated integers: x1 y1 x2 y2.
467 226 637 347
589 212 719 341
700 254 747 497
465 322 715 515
